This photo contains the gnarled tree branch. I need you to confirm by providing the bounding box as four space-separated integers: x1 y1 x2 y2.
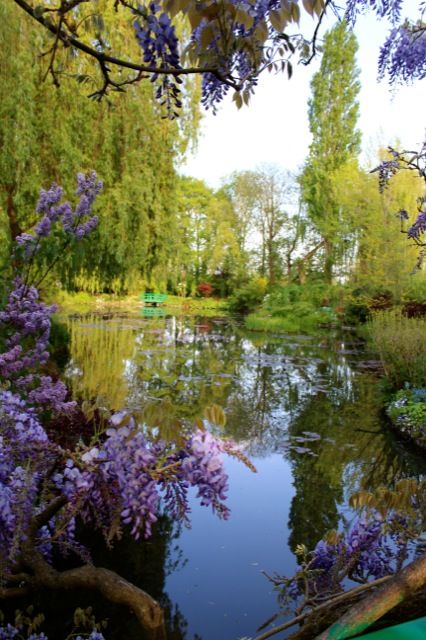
315 552 426 640
14 549 166 640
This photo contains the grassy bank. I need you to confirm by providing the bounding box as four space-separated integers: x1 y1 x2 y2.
369 309 426 449
245 311 335 334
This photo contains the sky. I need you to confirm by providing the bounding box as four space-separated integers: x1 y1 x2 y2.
181 1 425 189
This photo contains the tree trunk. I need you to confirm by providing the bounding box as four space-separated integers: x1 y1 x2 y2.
267 238 275 285
323 238 334 284
297 240 326 285
5 184 22 240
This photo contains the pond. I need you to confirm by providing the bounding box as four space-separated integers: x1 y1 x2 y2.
58 310 425 640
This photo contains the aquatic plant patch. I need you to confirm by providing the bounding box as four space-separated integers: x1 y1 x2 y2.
387 388 426 448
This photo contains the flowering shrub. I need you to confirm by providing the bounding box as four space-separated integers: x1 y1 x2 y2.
196 282 214 298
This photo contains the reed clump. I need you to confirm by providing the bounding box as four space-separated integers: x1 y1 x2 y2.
370 309 426 387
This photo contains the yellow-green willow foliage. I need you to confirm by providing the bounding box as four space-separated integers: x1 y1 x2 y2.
0 2 200 293
331 158 424 299
65 316 137 410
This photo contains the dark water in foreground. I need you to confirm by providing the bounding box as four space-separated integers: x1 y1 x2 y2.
59 311 424 640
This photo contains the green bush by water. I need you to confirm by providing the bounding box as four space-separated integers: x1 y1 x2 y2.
228 278 268 314
370 310 426 388
387 388 426 447
245 283 340 333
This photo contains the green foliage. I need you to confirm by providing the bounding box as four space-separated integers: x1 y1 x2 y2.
370 310 426 388
49 316 71 370
245 309 334 334
343 284 394 324
264 283 344 310
300 21 361 283
172 176 243 296
387 389 426 447
401 276 426 304
0 2 200 294
243 283 345 333
337 154 423 296
227 277 268 314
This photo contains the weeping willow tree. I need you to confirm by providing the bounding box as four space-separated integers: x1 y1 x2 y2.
0 2 200 293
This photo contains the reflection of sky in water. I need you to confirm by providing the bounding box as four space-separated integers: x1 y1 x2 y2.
63 313 425 640
166 455 297 640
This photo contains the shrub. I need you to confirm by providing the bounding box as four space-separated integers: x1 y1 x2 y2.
343 285 394 324
401 276 426 304
245 306 336 334
387 388 426 447
228 277 267 314
369 309 426 388
264 283 346 313
196 282 214 297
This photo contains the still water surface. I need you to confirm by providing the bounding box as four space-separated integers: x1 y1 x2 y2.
62 311 425 640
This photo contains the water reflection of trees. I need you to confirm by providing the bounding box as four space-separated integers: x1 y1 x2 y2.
64 313 425 573
286 374 425 552
64 315 137 411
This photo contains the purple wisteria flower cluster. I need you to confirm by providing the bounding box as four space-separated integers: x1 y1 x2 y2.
379 22 426 84
15 171 102 260
345 0 425 84
133 3 182 116
274 512 409 607
133 0 296 113
194 0 282 112
57 417 231 542
0 278 73 415
1 392 232 575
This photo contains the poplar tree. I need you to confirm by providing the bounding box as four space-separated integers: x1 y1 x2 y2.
300 21 361 283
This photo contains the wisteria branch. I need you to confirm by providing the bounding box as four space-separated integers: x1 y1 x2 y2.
253 575 392 640
12 0 241 94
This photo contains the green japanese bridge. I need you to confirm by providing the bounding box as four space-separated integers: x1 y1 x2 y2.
140 292 168 307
